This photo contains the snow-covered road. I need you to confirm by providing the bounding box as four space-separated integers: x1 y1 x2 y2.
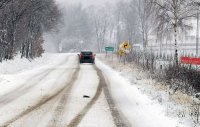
0 53 189 127
0 54 121 127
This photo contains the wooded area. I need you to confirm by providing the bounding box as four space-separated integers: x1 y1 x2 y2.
0 0 60 61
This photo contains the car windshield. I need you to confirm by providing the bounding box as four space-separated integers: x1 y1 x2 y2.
81 52 92 55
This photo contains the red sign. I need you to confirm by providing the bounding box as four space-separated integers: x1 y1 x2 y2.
181 57 200 65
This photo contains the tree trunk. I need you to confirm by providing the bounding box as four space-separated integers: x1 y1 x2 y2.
174 23 178 66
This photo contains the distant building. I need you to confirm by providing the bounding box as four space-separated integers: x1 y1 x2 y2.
146 17 199 56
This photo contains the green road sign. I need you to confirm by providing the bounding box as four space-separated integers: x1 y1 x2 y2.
105 47 114 51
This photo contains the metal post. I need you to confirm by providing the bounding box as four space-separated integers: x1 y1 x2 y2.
196 10 199 57
112 51 113 60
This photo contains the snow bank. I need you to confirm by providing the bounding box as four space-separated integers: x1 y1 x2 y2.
96 58 189 127
0 53 65 74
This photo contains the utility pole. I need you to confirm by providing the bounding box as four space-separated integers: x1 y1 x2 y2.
196 9 199 57
195 2 200 57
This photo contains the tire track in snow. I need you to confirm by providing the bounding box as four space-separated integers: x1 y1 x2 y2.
66 66 103 127
0 57 70 108
1 59 79 127
67 65 129 127
0 70 52 106
95 66 130 127
47 64 80 127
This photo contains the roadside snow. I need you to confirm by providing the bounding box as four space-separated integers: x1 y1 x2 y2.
0 53 71 96
0 54 77 126
97 54 200 127
96 57 189 127
0 53 67 74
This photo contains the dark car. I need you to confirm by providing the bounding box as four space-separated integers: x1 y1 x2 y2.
79 51 95 64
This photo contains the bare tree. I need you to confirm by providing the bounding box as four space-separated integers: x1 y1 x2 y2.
114 1 141 48
134 0 156 50
0 0 61 61
91 6 110 53
154 0 195 65
55 4 93 52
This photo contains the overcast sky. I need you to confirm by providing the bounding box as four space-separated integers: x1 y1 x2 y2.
55 0 118 7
